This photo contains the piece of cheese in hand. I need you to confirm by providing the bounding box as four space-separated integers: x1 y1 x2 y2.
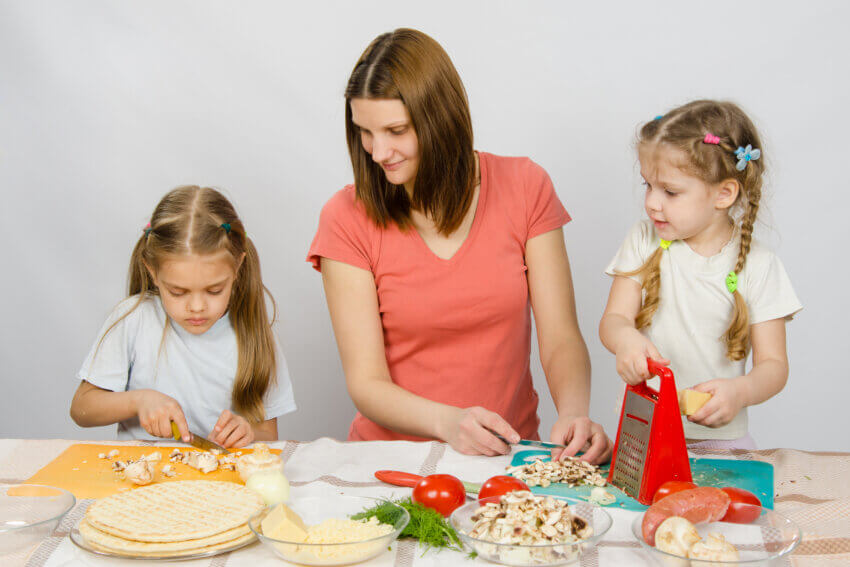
678 389 711 416
262 503 308 542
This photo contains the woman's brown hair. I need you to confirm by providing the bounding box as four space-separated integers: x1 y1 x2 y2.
100 186 277 423
625 100 765 361
344 28 476 236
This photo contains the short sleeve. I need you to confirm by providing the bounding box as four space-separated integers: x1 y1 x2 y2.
306 187 375 273
262 335 297 420
524 160 571 240
605 220 655 282
77 298 140 392
744 253 803 324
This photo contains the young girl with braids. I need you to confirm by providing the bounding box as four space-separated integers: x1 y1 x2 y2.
599 100 801 449
70 186 296 448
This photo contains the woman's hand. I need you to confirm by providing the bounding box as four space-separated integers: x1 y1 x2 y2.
688 378 746 428
615 330 670 385
210 410 255 448
440 406 520 456
133 389 190 441
550 415 613 465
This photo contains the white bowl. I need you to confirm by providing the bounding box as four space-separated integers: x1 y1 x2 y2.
0 484 75 554
450 495 612 566
631 505 801 566
248 495 409 566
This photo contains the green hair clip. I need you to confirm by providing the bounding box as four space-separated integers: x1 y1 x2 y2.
726 271 738 294
220 223 231 233
659 239 672 250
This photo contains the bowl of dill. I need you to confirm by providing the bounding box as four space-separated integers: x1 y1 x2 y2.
352 497 464 553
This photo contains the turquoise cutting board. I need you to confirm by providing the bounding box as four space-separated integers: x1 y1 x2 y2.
509 450 774 512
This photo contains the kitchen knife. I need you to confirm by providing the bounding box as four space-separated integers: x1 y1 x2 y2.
491 433 568 451
171 422 229 453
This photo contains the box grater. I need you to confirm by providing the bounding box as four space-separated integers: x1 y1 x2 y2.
607 358 692 505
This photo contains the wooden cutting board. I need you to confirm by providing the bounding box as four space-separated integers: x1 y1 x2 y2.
24 444 281 498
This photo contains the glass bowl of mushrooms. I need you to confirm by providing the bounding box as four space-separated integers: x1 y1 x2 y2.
631 505 801 566
450 491 612 566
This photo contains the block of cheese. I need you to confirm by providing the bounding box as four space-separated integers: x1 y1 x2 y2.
678 389 711 415
261 503 308 542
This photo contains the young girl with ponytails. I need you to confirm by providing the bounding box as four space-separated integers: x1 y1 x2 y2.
70 186 295 448
599 100 801 449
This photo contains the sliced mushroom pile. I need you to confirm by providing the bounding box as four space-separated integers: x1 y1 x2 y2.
468 491 592 545
506 457 607 488
168 448 239 472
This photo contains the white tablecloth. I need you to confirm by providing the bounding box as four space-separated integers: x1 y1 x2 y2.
2 438 847 566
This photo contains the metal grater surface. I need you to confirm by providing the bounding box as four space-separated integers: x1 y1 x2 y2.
610 391 655 498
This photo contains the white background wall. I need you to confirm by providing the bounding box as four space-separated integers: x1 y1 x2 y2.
1 1 847 451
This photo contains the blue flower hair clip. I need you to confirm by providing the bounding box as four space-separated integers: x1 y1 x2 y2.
734 145 761 171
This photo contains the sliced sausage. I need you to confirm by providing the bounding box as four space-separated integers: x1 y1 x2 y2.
642 487 731 546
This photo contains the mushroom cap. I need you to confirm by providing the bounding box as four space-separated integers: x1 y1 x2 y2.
654 516 701 557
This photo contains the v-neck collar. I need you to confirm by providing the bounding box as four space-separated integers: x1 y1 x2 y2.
408 151 488 265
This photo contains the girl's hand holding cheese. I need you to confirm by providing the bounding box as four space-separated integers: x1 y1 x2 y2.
70 186 296 443
688 378 746 428
600 100 802 450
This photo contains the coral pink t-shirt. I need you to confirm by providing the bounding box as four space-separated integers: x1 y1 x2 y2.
307 152 571 442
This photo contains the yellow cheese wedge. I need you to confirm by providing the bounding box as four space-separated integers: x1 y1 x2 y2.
261 503 308 542
678 389 711 416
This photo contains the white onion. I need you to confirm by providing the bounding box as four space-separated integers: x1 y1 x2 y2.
246 470 290 506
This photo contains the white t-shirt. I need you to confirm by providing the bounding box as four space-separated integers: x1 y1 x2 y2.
605 220 802 440
77 294 297 440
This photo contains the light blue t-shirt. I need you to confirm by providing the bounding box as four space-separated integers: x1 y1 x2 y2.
78 294 296 440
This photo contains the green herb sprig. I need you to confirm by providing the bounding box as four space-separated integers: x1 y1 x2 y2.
352 497 463 553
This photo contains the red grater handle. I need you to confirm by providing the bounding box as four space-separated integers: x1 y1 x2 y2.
627 358 675 398
646 357 679 407
647 358 672 379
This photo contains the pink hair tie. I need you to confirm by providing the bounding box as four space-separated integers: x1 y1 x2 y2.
703 133 721 145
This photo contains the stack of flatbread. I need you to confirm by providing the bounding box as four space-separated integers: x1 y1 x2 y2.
78 480 265 558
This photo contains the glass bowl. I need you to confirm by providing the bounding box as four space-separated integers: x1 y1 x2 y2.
248 495 409 566
450 495 612 566
631 505 802 566
0 484 76 554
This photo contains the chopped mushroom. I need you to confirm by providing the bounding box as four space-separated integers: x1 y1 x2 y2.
123 460 155 485
588 486 616 506
688 533 739 562
185 451 219 473
467 491 591 545
655 516 701 558
506 457 607 488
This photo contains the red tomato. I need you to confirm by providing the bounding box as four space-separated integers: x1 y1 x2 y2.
652 480 698 504
720 487 762 524
477 475 530 503
411 474 466 517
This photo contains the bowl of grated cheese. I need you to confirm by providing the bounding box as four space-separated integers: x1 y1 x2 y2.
248 495 409 565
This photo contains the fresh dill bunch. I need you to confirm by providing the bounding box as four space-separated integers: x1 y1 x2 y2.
352 497 463 553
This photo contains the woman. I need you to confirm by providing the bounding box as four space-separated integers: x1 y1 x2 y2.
307 28 611 463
